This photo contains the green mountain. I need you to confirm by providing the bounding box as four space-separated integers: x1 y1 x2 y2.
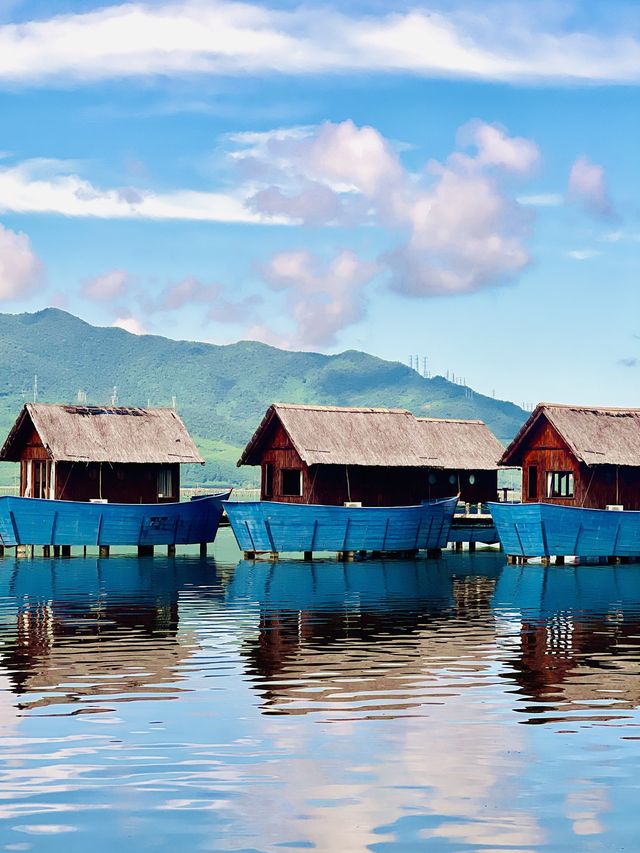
0 309 526 487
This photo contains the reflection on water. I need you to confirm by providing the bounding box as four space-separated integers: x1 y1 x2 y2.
0 531 640 850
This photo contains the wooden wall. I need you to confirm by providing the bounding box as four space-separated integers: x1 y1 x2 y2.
9 415 181 503
519 415 640 510
54 462 180 504
257 418 498 506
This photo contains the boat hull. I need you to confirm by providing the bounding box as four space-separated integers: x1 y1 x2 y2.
489 501 640 558
0 492 230 547
223 497 457 555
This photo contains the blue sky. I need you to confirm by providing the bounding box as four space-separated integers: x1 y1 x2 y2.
0 0 638 407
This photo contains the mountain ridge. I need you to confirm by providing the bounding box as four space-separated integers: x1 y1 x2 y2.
0 308 527 486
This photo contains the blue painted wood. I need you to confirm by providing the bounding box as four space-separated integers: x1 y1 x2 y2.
0 492 230 547
223 497 457 554
489 502 640 558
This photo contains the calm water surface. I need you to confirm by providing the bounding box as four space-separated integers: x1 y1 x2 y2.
1 529 640 851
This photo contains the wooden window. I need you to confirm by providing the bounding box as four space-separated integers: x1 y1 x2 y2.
546 471 574 498
281 468 302 497
264 463 274 497
31 461 50 499
157 466 173 498
527 466 538 500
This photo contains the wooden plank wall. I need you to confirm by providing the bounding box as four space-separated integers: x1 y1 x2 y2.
520 416 640 509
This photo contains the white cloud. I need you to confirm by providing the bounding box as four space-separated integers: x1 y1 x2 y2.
1 2 640 85
82 268 130 301
255 249 378 348
240 119 538 298
518 193 564 207
0 222 43 300
566 249 602 261
457 121 540 175
568 155 613 217
0 158 277 223
112 316 147 335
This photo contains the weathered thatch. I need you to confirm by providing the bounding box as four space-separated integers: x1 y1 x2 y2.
240 404 429 467
239 403 501 470
0 403 203 464
501 404 640 467
415 418 504 470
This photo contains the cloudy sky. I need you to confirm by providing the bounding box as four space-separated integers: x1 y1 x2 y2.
0 0 638 406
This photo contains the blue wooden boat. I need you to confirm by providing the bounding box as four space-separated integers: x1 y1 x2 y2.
489 501 640 559
223 496 457 555
0 492 230 548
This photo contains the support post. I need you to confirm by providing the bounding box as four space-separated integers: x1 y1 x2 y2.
468 541 476 553
426 548 442 559
99 545 110 558
269 551 279 561
167 544 176 557
138 545 154 557
0 545 4 558
556 555 565 565
61 545 71 558
243 550 256 560
199 543 207 558
42 545 50 558
53 545 61 558
454 541 463 552
303 551 313 561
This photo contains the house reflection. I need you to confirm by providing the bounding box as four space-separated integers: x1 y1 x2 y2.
228 557 503 716
0 556 222 712
494 564 640 722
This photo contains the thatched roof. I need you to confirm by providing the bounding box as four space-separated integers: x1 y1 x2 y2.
0 403 203 464
416 418 504 470
501 403 640 467
239 403 502 469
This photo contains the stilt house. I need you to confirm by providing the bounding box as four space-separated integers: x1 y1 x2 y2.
0 403 203 503
499 404 640 509
237 403 503 506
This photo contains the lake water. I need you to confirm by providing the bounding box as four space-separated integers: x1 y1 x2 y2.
1 528 640 851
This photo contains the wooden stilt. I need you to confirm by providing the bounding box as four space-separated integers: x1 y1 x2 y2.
53 545 61 558
42 545 50 557
138 545 154 557
83 546 87 557
556 555 565 565
0 545 5 558
426 548 442 559
167 544 176 557
506 554 516 564
99 545 110 558
303 551 313 561
468 541 476 553
541 556 550 566
199 542 207 558
454 541 463 552
61 545 71 558
243 550 256 560
269 550 279 561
